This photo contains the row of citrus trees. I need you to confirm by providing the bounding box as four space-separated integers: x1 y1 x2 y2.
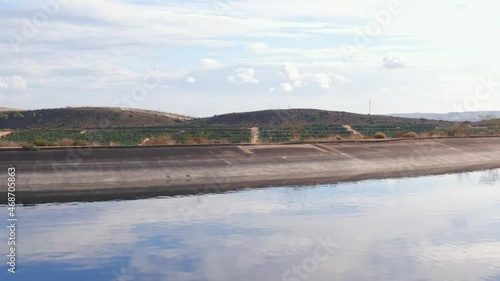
1 124 499 148
354 124 500 138
0 126 252 147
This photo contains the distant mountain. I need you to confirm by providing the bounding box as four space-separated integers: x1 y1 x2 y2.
387 111 500 122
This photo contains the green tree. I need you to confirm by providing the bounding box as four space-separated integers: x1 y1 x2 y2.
13 112 24 119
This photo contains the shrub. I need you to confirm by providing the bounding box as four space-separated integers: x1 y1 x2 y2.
72 140 88 146
431 130 447 137
56 138 75 146
448 124 470 137
147 134 176 145
0 112 8 120
373 132 387 139
0 140 19 147
330 135 343 141
346 134 364 140
55 138 92 147
33 139 53 146
186 136 208 145
403 132 418 138
13 112 24 119
394 130 405 138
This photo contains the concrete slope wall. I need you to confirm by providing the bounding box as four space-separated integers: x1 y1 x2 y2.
1 137 500 204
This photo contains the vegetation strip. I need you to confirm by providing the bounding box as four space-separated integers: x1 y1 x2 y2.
0 108 499 147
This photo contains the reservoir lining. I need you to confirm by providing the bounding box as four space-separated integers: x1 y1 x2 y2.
1 137 499 204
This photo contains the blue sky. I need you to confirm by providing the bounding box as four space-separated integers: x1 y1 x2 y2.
1 0 499 117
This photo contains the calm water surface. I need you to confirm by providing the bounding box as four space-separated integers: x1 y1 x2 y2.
1 169 500 281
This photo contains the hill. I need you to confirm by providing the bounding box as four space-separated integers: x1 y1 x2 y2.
1 108 498 146
121 108 193 121
195 109 454 127
0 107 190 129
193 109 461 140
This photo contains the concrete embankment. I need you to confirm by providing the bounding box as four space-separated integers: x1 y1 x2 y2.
1 137 500 204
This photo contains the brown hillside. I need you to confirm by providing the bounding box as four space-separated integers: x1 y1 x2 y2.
195 109 455 127
0 107 186 129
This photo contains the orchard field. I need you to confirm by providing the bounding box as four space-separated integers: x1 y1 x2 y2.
2 123 499 147
1 125 251 145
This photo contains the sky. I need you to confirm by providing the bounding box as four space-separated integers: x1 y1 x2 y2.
1 0 500 117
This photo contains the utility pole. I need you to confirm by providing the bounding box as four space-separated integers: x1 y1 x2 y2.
369 100 371 115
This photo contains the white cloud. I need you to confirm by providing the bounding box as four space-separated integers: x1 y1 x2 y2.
1 0 499 114
228 68 259 84
280 63 302 81
246 42 268 52
380 87 393 94
278 63 348 89
200 59 223 70
0 76 27 91
311 72 332 89
280 83 293 92
293 80 303 87
246 46 347 61
234 0 403 20
380 56 406 69
332 74 348 84
185 76 196 83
